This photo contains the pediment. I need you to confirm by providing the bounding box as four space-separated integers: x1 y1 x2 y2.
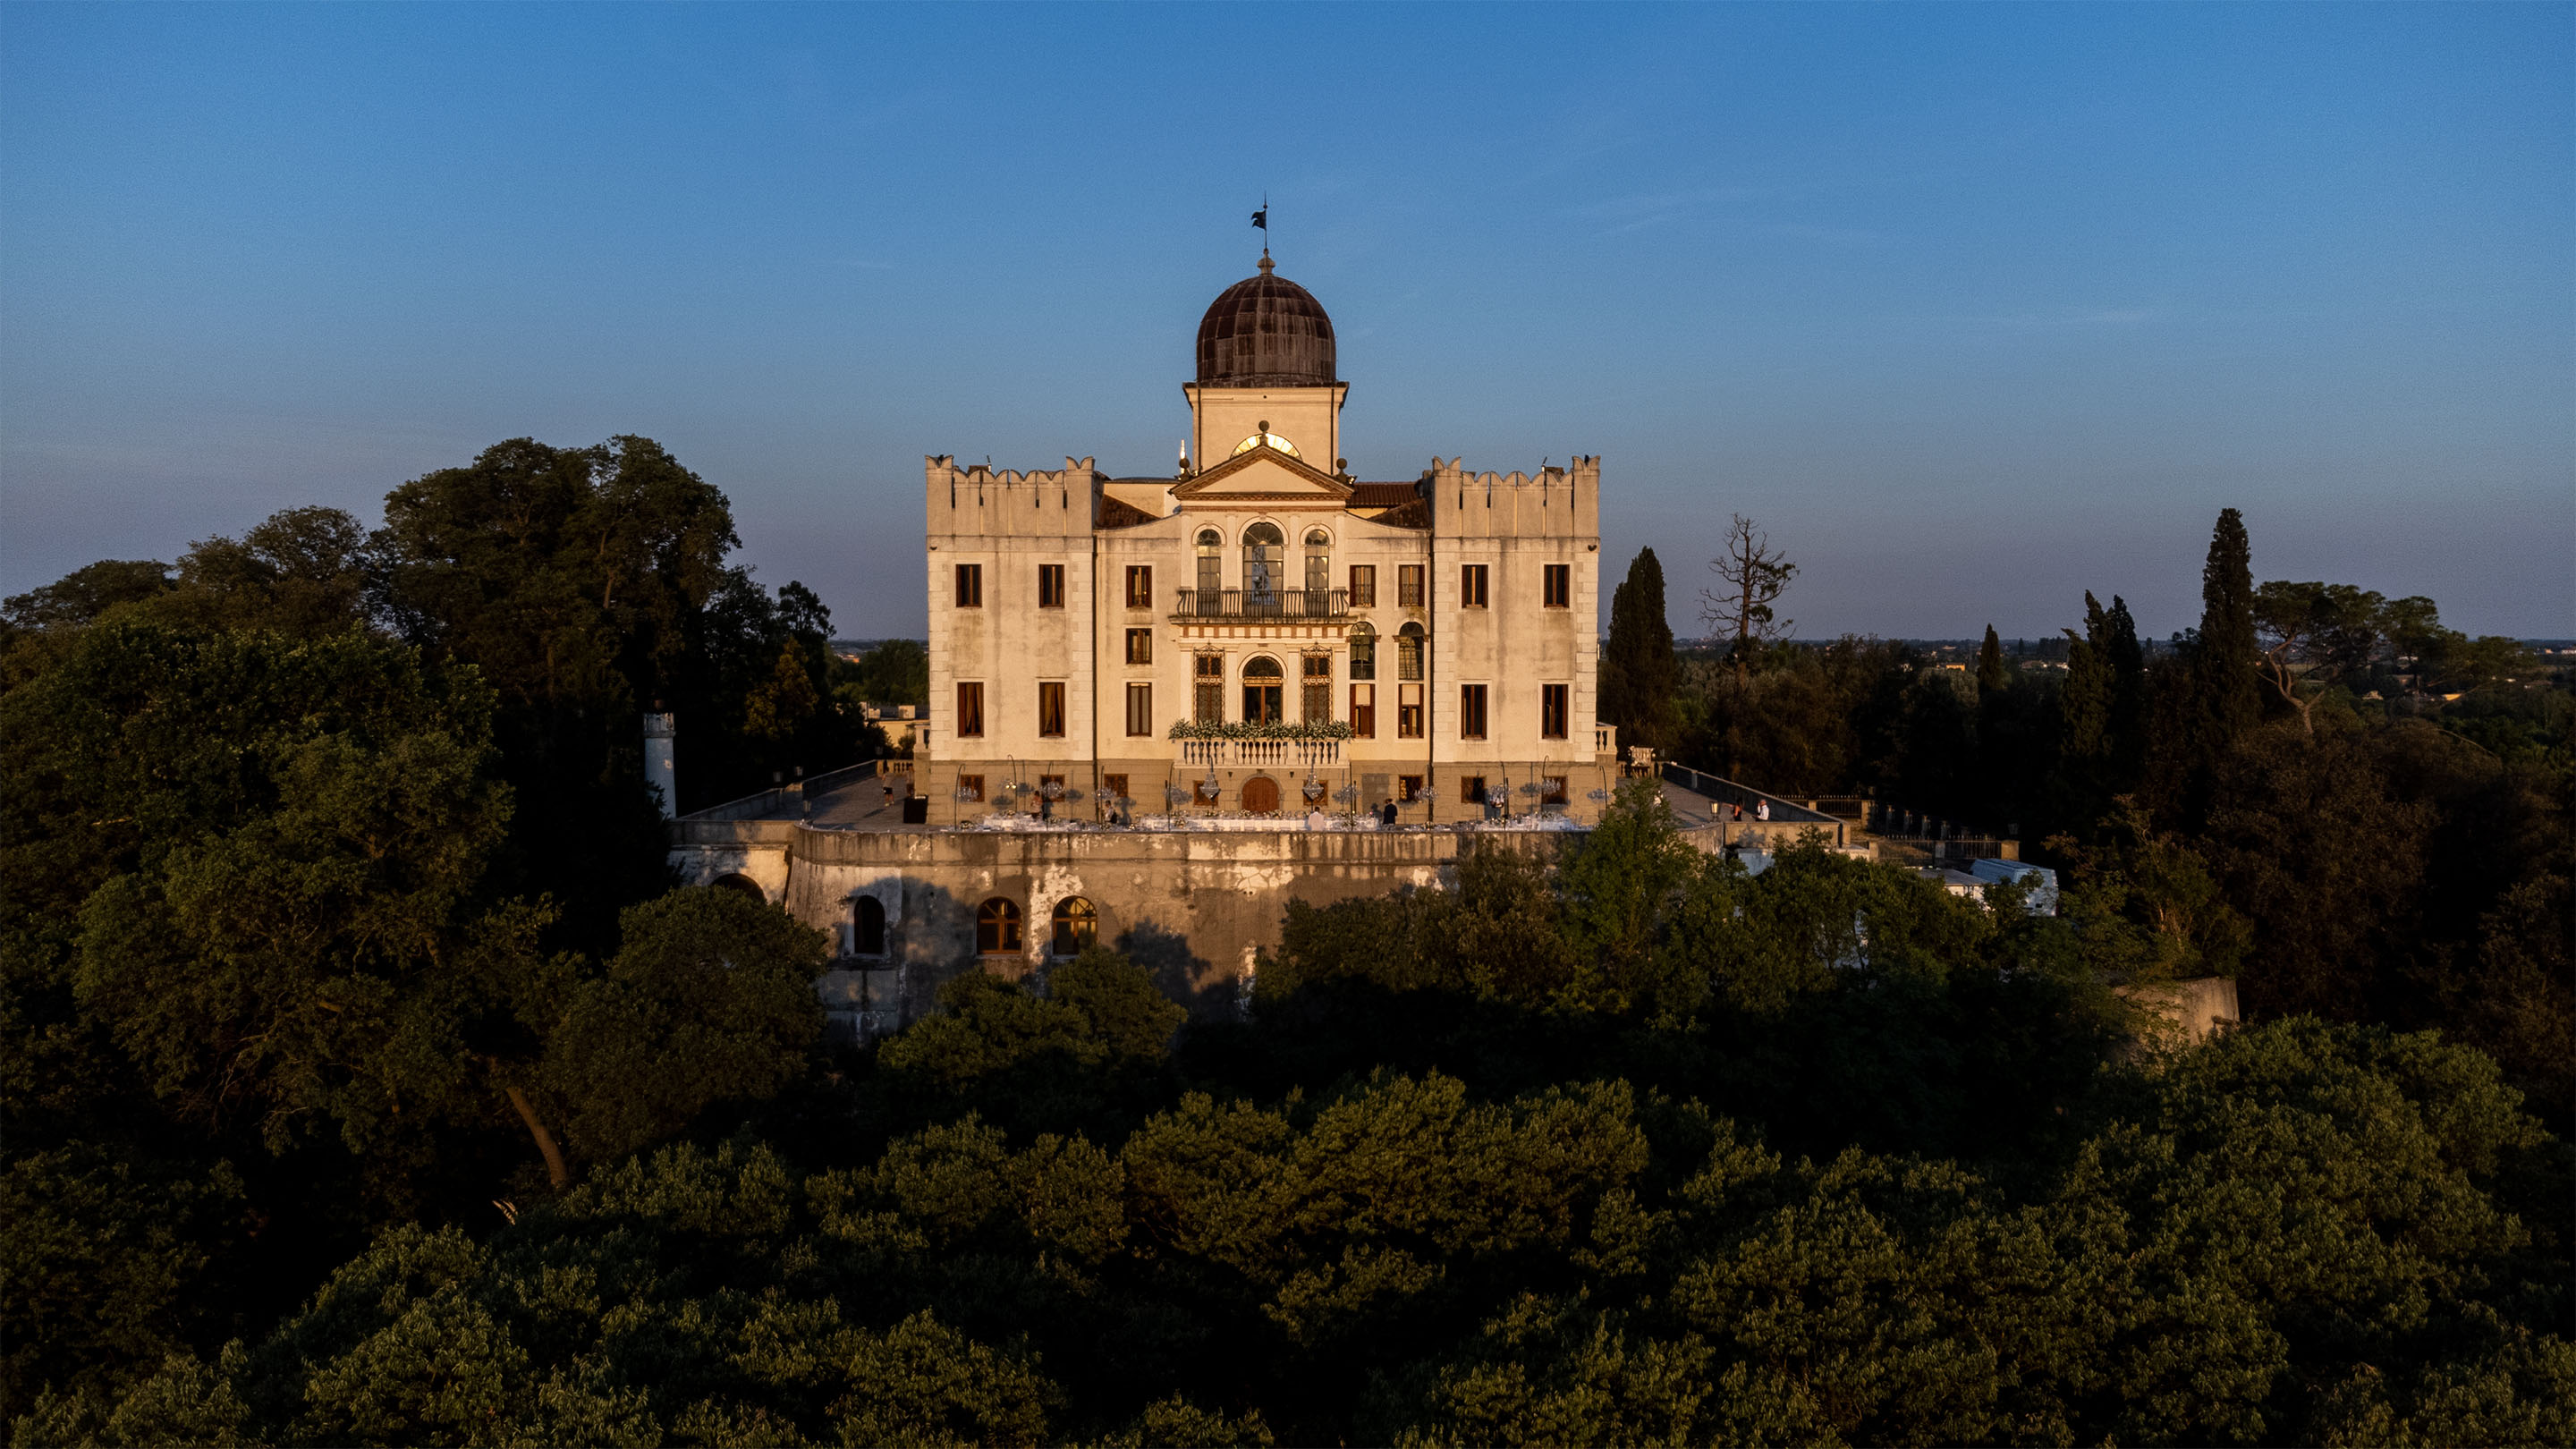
1173 445 1352 505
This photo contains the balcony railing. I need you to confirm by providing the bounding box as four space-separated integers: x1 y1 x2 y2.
1172 588 1348 620
1179 738 1342 767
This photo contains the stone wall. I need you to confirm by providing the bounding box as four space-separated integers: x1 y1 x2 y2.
671 825 1568 1041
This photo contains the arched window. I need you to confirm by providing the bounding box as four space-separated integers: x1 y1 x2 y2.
1241 655 1284 724
1303 528 1331 597
1242 522 1284 606
853 895 886 956
1348 623 1376 681
1050 897 1097 956
976 898 1021 955
1192 527 1224 611
1397 622 1426 682
1195 527 1223 600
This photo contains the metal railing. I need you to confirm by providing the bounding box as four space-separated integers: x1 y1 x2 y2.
1173 588 1348 620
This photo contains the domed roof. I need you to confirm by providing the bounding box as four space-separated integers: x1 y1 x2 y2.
1195 255 1336 387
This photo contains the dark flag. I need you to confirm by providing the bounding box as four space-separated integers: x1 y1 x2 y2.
1251 208 1267 231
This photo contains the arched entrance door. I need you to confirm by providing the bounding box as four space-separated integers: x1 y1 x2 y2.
1241 776 1281 814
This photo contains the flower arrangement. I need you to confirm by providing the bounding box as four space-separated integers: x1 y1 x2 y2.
1165 719 1353 742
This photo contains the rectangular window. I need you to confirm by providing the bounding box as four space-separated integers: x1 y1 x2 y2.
1398 774 1424 804
1194 653 1224 725
1460 564 1488 608
956 682 985 737
1543 775 1569 805
1543 564 1570 609
1460 684 1487 740
1125 628 1154 665
1038 564 1065 609
1462 775 1487 811
1397 564 1425 607
1125 565 1153 609
1301 655 1332 724
956 773 984 803
1039 772 1064 800
1398 682 1424 738
954 564 982 608
1351 682 1375 737
1124 682 1152 737
1103 773 1129 804
1037 681 1065 737
1349 564 1376 606
1541 683 1569 739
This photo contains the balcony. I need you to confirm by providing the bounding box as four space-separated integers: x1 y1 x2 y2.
1172 588 1348 621
1178 738 1343 767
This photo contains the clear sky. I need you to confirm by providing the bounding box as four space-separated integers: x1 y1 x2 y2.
4 3 2569 641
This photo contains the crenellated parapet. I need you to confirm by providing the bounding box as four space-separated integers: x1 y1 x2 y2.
925 454 1100 539
1426 454 1601 538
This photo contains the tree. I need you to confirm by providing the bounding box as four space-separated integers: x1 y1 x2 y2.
844 638 929 708
1 621 517 1158
166 506 371 639
0 560 174 634
524 888 829 1179
371 436 741 946
2150 508 2263 830
1701 515 1797 684
2252 580 2387 735
1600 548 1677 756
1976 625 2006 696
2097 593 2148 787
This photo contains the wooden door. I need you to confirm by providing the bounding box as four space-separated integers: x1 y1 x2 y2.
1241 776 1280 814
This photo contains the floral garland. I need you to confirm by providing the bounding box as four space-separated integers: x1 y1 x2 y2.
1165 719 1353 742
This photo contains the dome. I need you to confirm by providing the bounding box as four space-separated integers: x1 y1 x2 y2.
1195 256 1336 386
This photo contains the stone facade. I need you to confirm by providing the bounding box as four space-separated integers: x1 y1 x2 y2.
917 257 1618 828
672 815 1573 1039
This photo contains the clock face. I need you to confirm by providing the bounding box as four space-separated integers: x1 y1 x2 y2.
1231 430 1301 459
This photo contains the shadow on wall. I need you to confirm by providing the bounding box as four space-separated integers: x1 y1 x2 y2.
1114 919 1236 1019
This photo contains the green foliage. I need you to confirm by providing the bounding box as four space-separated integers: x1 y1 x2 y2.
1598 548 1676 755
874 950 1184 1140
2 621 514 1154
537 888 830 1165
1 1146 242 1414
835 637 928 709
1977 623 2006 695
50 1022 2563 1447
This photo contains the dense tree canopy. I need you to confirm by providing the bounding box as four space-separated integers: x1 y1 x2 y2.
5 483 2569 1445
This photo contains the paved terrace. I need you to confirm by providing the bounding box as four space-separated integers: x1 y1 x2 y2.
672 759 1852 851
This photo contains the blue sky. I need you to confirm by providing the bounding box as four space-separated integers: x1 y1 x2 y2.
4 3 2568 640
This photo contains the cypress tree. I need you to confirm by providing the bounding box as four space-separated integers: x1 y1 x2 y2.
2150 508 2263 829
2102 593 2147 787
2196 508 2261 741
1601 548 1676 755
1976 625 2006 696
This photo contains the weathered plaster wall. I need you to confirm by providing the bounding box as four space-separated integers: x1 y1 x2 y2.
671 826 1566 1040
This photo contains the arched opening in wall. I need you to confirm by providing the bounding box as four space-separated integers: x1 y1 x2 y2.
712 874 765 902
1241 656 1284 725
1303 528 1331 598
976 898 1022 955
853 895 886 956
1195 528 1223 605
1050 897 1097 956
1396 622 1426 681
1242 521 1284 605
1241 775 1281 815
